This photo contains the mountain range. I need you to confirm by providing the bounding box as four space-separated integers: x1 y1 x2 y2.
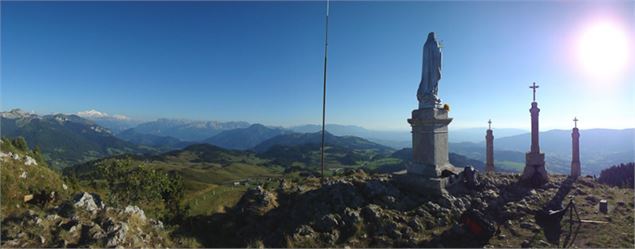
204 124 291 150
76 109 142 133
74 111 527 147
116 128 194 151
1 109 395 170
3 108 633 175
447 129 635 175
448 127 528 143
124 118 250 141
494 128 634 158
253 131 394 154
0 109 149 168
289 125 528 145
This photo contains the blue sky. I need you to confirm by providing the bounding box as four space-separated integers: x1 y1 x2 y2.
2 1 634 130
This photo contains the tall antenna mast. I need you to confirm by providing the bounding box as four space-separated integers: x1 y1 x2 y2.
320 0 330 180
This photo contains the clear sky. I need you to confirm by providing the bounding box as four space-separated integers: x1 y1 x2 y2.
2 1 634 130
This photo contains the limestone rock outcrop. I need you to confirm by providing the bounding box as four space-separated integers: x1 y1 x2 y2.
1 192 172 248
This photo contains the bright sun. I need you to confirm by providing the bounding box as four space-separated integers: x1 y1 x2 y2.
576 20 631 80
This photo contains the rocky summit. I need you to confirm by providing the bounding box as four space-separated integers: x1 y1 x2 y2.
181 170 634 248
1 192 171 248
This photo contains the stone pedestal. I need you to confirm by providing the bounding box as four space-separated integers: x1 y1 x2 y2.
571 127 581 178
485 129 495 173
393 173 452 197
522 151 548 185
407 108 460 177
521 101 548 186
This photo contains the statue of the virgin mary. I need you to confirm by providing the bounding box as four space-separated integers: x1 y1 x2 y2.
417 32 442 108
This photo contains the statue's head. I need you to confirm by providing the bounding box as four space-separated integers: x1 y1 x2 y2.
427 32 436 42
424 32 439 48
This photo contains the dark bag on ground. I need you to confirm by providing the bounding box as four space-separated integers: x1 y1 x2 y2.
460 209 496 240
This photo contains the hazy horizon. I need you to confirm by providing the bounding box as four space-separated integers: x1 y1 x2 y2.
4 107 635 134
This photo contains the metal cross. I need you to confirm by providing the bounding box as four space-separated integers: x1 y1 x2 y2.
488 119 492 130
529 82 539 101
573 117 578 128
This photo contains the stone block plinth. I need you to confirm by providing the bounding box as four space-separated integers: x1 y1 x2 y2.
407 108 460 178
521 151 548 185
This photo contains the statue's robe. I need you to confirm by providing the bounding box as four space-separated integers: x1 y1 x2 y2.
417 32 442 105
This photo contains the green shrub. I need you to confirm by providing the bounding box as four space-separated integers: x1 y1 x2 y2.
12 137 29 151
96 159 188 223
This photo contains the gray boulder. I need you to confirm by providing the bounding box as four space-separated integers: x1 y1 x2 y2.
24 156 38 166
73 192 104 212
124 205 146 221
149 219 164 230
106 222 129 247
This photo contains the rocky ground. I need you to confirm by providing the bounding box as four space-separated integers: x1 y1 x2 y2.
179 169 635 248
1 192 173 248
1 138 176 248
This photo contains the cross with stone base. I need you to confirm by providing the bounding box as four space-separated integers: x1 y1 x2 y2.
573 117 578 128
529 82 539 101
488 119 492 130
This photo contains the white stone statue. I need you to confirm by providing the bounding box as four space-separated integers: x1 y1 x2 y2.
417 32 442 108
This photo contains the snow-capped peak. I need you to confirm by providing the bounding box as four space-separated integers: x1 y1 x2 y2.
77 109 108 118
77 109 130 120
0 109 36 119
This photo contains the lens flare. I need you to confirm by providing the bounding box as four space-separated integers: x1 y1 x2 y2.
576 20 631 81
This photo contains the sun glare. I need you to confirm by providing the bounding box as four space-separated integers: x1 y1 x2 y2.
576 20 631 81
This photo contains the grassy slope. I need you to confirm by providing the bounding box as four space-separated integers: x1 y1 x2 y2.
260 144 395 172
150 159 280 216
69 145 283 217
0 138 73 218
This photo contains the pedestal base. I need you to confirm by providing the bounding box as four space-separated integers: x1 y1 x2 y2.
521 152 548 186
407 162 461 178
393 173 452 196
407 107 460 178
395 164 468 196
